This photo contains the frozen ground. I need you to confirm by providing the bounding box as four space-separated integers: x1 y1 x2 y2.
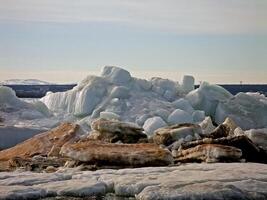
0 163 266 199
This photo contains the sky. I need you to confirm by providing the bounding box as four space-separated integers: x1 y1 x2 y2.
0 0 266 84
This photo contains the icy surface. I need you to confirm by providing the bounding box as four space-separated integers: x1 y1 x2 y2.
0 163 267 199
0 79 52 85
181 75 195 93
143 116 167 136
167 109 193 125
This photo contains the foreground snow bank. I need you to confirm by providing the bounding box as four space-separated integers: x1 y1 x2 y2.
0 163 266 199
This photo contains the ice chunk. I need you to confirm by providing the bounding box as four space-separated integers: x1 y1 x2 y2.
101 66 132 85
151 77 178 100
215 92 267 130
99 111 120 120
245 128 267 151
110 86 130 99
135 78 152 91
32 101 51 117
181 75 195 93
152 109 171 121
199 117 216 135
172 98 194 114
0 86 29 110
192 110 205 122
167 109 193 125
20 110 44 120
143 116 167 136
186 82 233 117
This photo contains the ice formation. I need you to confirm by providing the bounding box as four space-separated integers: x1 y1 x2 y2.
1 66 267 138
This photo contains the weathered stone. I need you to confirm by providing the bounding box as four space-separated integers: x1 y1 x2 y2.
153 123 202 146
179 135 267 163
90 118 147 143
207 124 230 139
173 144 242 163
223 117 238 136
0 123 80 171
60 140 173 167
7 156 67 172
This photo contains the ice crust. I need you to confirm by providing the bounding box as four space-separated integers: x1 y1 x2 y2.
0 163 267 199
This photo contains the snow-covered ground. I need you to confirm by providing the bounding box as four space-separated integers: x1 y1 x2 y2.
0 66 267 148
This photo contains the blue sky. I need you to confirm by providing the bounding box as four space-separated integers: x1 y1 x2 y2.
0 0 266 83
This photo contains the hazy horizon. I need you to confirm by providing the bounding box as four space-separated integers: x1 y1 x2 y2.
0 0 266 84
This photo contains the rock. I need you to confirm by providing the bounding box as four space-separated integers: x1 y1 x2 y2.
153 123 202 146
222 117 238 136
7 156 67 172
207 124 230 139
179 135 267 163
0 123 80 165
167 109 193 125
90 118 147 143
143 116 167 136
60 140 173 167
173 144 242 163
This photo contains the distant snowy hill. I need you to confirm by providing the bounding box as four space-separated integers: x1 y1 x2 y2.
0 79 52 85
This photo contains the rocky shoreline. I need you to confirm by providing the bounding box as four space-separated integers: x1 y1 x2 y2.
0 116 267 199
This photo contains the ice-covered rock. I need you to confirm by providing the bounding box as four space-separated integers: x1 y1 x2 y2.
167 109 193 125
143 116 167 136
181 75 195 93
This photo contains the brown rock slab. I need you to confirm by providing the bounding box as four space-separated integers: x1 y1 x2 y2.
0 123 80 171
173 144 242 163
90 118 147 143
153 123 202 146
60 140 173 167
179 135 267 163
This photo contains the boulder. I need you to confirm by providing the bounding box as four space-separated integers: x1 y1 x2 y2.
179 135 267 163
60 140 173 167
0 123 80 162
153 123 202 146
90 118 147 143
173 144 242 163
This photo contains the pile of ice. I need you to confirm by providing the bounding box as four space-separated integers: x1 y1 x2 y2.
0 86 58 129
40 66 267 133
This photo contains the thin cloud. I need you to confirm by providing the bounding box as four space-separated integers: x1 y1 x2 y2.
0 0 266 34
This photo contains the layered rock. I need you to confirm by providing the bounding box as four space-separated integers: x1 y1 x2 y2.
60 140 173 167
89 118 147 143
178 135 267 163
173 144 242 163
153 123 202 146
0 123 80 171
